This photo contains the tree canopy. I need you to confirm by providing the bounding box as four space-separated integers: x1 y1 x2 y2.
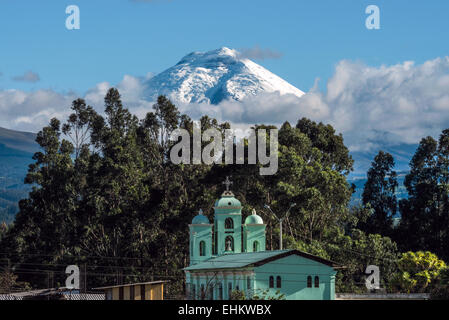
0 89 361 295
6 88 447 297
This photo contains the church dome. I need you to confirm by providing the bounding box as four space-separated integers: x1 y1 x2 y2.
192 209 210 224
214 192 242 208
245 209 264 225
215 177 242 209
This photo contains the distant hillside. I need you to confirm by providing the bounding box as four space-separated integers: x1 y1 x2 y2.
348 171 409 211
350 143 417 176
0 127 38 224
0 127 38 154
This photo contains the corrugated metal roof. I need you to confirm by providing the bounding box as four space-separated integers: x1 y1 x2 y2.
184 249 339 271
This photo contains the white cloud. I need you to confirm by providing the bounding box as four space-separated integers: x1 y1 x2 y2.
320 57 449 151
0 89 75 132
191 57 449 154
1 57 449 158
0 75 152 132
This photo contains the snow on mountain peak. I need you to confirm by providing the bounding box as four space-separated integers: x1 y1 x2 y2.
144 47 305 104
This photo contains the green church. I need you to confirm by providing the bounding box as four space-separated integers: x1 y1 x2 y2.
184 180 340 300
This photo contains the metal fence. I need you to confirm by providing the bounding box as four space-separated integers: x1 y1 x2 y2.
0 295 22 300
0 293 105 300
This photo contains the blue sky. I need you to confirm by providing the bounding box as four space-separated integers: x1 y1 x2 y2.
1 0 448 94
1 0 449 175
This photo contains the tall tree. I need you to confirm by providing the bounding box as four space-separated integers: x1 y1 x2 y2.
296 118 354 174
361 151 397 236
0 90 360 294
398 130 449 261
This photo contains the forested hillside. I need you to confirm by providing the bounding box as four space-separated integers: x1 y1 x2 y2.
0 128 37 224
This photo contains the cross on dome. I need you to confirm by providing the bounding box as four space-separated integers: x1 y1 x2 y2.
222 176 233 191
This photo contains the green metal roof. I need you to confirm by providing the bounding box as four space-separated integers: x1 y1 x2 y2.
183 249 339 271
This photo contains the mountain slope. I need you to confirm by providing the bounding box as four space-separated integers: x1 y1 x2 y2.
0 127 37 188
0 127 37 223
144 47 305 104
0 126 37 154
350 143 418 176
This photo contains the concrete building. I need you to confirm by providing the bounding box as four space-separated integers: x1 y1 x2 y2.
94 281 166 300
184 182 340 300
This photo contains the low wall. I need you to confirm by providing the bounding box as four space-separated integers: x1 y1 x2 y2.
336 293 430 300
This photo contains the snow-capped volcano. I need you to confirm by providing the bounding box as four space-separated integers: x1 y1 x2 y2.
144 47 305 104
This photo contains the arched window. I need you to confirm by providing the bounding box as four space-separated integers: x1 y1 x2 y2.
199 241 206 256
276 276 282 288
269 276 274 288
307 276 312 288
225 236 234 251
314 276 320 288
225 218 234 230
253 241 259 252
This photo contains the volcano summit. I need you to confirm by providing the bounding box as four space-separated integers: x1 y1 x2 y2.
144 47 305 105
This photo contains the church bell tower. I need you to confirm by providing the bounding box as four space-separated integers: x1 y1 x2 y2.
189 209 212 266
213 177 243 256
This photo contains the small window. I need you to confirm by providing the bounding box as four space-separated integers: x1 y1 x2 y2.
247 276 251 290
192 284 196 300
228 282 232 299
199 241 206 256
315 276 319 288
225 218 234 230
307 276 312 288
276 276 282 288
269 276 274 288
253 241 259 252
140 284 146 300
